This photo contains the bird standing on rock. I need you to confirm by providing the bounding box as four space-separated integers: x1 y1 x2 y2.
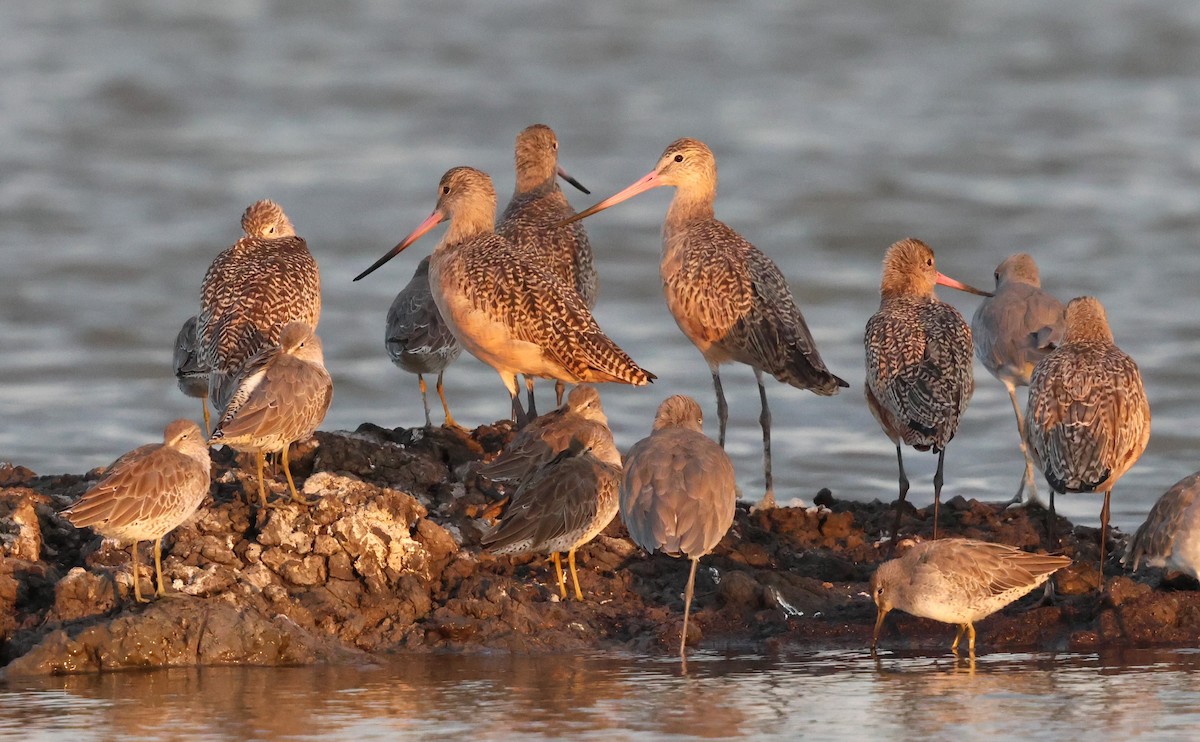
864 238 992 543
354 166 654 426
64 419 211 603
561 138 847 508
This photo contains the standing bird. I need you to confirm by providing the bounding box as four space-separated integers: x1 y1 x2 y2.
865 238 991 542
971 254 1066 505
64 419 211 603
560 138 847 508
1025 296 1150 580
209 322 333 508
497 124 596 413
354 167 654 425
871 538 1071 654
1125 471 1200 580
198 199 321 412
385 256 463 429
620 395 737 656
173 315 212 435
481 423 622 601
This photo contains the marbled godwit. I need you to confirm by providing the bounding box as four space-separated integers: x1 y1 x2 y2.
198 199 321 411
620 395 736 656
497 123 596 413
1125 471 1200 580
1025 296 1150 580
560 138 847 508
173 315 211 435
64 419 211 603
209 322 333 508
354 167 654 425
865 238 991 542
385 255 463 429
481 423 621 600
971 254 1065 505
871 538 1071 654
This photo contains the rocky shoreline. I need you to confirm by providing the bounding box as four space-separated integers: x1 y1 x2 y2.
0 422 1196 677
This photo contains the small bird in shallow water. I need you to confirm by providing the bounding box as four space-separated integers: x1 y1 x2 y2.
354 166 653 426
561 138 847 508
481 423 622 601
971 253 1065 506
1025 296 1150 583
384 255 462 429
864 238 991 543
173 315 212 435
1125 471 1200 580
497 123 595 413
209 322 333 508
198 199 321 412
620 395 737 656
64 419 211 603
871 538 1071 654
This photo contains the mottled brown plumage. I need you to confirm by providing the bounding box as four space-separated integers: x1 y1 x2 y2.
1125 471 1200 579
64 419 211 603
198 200 321 411
385 255 463 428
354 167 653 425
972 253 1066 504
172 315 211 435
1025 296 1150 580
481 423 621 600
620 395 737 655
562 138 846 508
865 238 991 542
209 322 333 507
871 538 1071 654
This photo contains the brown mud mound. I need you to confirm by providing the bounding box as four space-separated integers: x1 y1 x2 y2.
0 424 1196 676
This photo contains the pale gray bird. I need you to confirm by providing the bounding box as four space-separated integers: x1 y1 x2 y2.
971 253 1065 506
1125 471 1200 580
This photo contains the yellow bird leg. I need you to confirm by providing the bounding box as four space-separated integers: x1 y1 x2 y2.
568 548 583 601
154 538 167 597
552 552 567 598
132 539 149 604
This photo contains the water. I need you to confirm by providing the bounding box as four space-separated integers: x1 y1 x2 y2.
4 0 1200 733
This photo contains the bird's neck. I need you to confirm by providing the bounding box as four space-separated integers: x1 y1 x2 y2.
662 187 715 259
443 205 496 247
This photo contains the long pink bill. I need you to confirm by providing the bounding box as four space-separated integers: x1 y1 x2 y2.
557 165 590 195
353 211 445 282
936 272 993 297
556 169 662 228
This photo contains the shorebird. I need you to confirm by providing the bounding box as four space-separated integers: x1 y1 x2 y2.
871 538 1071 654
1025 296 1150 580
209 322 333 508
64 419 211 603
497 123 596 413
560 138 847 508
385 255 463 429
354 166 654 425
481 423 622 600
971 254 1065 505
620 395 737 656
173 315 211 435
1125 471 1200 580
198 199 321 412
864 238 991 542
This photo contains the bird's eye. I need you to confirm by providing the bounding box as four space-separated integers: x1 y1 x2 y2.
673 154 684 162
994 271 1000 281
925 258 933 267
266 226 276 235
552 141 558 151
441 186 451 195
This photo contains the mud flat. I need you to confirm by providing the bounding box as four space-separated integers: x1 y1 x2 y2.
0 423 1195 676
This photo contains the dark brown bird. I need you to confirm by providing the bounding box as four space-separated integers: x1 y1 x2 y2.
385 255 463 429
497 123 596 414
620 395 737 656
561 138 847 508
198 199 321 411
1025 296 1150 581
865 238 991 543
172 315 211 435
354 167 654 426
64 419 211 603
971 253 1066 505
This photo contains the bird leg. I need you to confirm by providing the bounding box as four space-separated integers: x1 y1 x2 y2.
131 539 148 604
932 448 946 540
436 371 462 430
754 369 775 509
889 445 911 547
1046 490 1057 547
555 380 565 408
507 375 529 427
281 443 318 506
967 622 976 654
568 548 584 601
711 367 728 448
952 624 965 652
1004 380 1038 506
200 400 211 438
681 557 700 656
154 538 167 597
552 552 567 598
255 450 268 508
1099 488 1112 590
417 373 433 428
524 375 539 420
